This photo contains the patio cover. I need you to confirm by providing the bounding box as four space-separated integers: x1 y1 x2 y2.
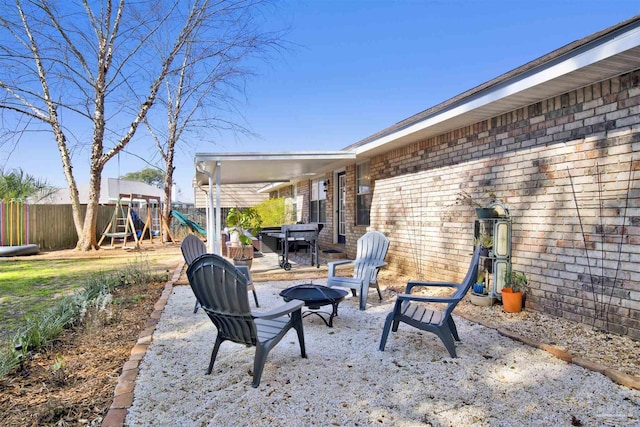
194 151 355 253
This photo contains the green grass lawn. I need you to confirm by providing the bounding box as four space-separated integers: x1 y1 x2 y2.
0 253 179 344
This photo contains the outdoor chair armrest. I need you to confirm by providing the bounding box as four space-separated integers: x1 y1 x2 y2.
253 299 304 320
405 281 460 293
396 293 460 304
328 259 354 278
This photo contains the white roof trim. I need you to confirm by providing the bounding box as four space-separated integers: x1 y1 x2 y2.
354 21 640 157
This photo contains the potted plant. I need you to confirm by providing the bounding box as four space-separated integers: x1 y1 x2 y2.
474 233 493 253
501 269 527 313
225 207 263 268
473 271 486 294
474 233 494 274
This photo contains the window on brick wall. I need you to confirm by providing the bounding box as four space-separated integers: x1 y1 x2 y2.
310 179 326 223
356 161 371 226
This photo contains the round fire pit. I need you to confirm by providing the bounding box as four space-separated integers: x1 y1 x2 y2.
279 284 348 327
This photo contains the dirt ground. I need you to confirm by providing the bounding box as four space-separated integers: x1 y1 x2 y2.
0 244 182 427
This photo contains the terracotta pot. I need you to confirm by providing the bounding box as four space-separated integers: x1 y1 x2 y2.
501 288 523 313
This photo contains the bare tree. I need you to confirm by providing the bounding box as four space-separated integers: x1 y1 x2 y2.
144 0 282 241
0 0 262 250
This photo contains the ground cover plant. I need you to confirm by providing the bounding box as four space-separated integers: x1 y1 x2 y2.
0 255 174 344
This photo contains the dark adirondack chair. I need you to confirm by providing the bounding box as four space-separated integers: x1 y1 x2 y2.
327 230 390 310
181 235 207 313
181 235 259 312
186 253 307 388
181 234 207 265
379 245 482 358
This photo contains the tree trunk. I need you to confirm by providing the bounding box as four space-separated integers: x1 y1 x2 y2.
53 123 85 240
162 175 173 243
75 168 102 251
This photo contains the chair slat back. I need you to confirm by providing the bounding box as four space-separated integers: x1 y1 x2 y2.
353 231 390 283
444 245 482 316
187 254 256 346
181 234 207 265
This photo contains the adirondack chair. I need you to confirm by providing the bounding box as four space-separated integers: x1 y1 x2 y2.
186 253 306 388
181 234 206 265
379 245 481 358
327 230 390 310
181 234 259 312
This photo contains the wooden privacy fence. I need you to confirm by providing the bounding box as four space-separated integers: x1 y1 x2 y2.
27 204 113 250
1 203 206 250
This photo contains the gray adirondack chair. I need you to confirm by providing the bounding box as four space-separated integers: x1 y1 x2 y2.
181 234 259 312
186 253 306 388
379 244 481 358
327 230 389 310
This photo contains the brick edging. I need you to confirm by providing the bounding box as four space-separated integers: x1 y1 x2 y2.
101 260 186 427
456 311 640 391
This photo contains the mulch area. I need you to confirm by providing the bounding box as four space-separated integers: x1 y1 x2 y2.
0 262 167 426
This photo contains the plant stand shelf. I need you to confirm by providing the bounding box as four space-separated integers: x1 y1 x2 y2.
473 212 511 300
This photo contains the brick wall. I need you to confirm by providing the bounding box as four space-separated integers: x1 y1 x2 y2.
366 69 640 338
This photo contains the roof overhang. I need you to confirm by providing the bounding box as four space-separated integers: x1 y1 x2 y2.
194 151 356 187
351 16 640 158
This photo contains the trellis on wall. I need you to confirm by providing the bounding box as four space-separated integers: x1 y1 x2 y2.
568 157 636 333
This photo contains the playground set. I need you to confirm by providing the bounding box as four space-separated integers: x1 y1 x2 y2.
98 193 173 249
170 210 207 236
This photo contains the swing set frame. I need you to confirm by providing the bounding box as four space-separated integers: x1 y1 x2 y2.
98 193 171 249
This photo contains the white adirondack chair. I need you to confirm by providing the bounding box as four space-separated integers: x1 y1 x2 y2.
327 230 390 310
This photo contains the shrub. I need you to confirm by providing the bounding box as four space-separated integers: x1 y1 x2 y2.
254 197 286 226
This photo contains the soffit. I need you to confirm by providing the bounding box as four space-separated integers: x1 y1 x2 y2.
193 152 355 186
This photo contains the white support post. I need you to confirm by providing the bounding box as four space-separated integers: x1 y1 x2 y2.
215 161 222 256
207 173 216 254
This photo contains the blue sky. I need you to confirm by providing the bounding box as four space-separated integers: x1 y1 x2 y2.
1 0 639 201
